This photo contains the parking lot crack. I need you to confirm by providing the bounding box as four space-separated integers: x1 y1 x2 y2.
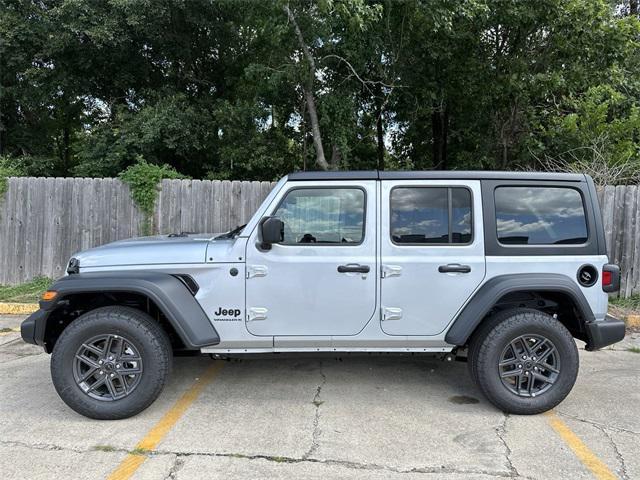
0 439 93 454
590 423 629 480
302 360 326 460
495 414 521 478
163 455 185 480
154 449 518 477
556 410 640 435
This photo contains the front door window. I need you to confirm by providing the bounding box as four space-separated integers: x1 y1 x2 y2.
273 188 365 245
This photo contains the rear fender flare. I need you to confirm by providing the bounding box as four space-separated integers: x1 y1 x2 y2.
444 273 595 346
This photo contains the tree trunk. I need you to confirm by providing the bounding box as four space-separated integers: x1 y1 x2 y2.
502 142 508 169
431 105 448 170
330 143 342 168
375 90 385 170
304 87 329 170
631 0 638 16
301 99 308 171
284 5 328 170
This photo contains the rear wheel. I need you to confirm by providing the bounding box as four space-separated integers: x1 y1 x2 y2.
468 308 578 415
51 306 172 419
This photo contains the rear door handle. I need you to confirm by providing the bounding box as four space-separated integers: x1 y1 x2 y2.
438 264 471 274
337 264 370 274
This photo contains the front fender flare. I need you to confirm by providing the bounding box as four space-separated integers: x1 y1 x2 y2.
444 273 595 346
39 272 219 349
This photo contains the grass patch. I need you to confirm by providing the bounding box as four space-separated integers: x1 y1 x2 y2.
628 346 640 354
0 277 52 303
270 456 291 463
609 294 640 311
93 445 118 452
129 447 151 456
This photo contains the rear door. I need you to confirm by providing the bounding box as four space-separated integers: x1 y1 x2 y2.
380 180 485 335
245 181 377 336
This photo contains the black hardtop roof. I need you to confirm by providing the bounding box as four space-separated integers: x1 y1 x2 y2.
287 170 586 182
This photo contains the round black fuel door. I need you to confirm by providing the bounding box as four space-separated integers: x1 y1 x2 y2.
577 264 598 287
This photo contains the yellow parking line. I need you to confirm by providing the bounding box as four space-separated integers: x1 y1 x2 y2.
0 302 39 314
106 362 224 480
545 411 617 480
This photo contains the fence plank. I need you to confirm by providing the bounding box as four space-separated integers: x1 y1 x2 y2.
14 178 29 282
2 179 18 283
220 181 231 232
612 186 626 268
621 187 637 297
167 179 181 234
633 190 640 296
211 180 221 233
601 186 615 258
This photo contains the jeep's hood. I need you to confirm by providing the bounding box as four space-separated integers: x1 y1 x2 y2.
73 234 234 269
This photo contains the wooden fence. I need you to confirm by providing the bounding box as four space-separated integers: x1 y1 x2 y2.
0 177 639 298
597 185 640 298
0 177 275 285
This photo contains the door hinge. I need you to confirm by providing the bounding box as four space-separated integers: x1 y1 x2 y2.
246 265 268 279
381 265 402 278
381 307 403 321
247 307 268 322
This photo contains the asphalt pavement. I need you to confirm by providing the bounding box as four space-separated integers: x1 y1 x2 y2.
1 314 638 480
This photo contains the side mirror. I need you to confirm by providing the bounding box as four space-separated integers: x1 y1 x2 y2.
259 217 284 250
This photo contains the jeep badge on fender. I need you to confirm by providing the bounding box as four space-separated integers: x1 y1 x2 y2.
214 307 241 318
21 170 624 419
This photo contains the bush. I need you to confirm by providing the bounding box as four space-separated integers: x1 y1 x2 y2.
118 159 187 235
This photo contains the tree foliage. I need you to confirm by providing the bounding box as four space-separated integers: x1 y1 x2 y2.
1 0 639 182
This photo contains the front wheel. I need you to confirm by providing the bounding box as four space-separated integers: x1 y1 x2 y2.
51 306 172 419
468 308 579 415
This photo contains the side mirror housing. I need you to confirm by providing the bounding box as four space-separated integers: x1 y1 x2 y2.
260 217 284 249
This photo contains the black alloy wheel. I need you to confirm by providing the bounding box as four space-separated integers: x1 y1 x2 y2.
498 334 560 398
73 334 144 401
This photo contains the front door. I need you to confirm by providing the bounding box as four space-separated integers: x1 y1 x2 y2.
245 181 377 336
380 180 485 336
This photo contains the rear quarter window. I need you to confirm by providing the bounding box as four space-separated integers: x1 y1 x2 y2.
494 187 588 245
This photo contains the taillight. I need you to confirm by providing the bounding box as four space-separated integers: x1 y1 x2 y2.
602 264 620 293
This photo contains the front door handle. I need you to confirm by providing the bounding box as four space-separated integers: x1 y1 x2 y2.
438 264 471 274
247 307 268 322
337 264 370 274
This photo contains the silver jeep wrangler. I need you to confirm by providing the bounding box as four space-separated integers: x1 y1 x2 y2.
21 171 625 419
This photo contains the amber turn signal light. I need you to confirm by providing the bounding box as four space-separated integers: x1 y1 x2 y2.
41 291 57 301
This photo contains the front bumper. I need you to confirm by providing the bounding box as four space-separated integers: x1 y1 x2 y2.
585 314 626 351
21 309 48 349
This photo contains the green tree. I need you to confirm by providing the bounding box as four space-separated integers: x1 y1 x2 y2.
1 0 638 181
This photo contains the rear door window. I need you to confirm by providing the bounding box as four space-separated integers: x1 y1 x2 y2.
494 187 587 245
390 187 472 244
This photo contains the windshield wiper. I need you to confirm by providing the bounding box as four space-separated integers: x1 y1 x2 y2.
215 224 247 240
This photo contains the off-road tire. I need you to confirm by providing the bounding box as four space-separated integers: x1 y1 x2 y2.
51 306 172 420
468 308 579 415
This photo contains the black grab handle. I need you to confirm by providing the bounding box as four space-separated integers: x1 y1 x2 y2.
438 264 471 274
337 264 371 274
